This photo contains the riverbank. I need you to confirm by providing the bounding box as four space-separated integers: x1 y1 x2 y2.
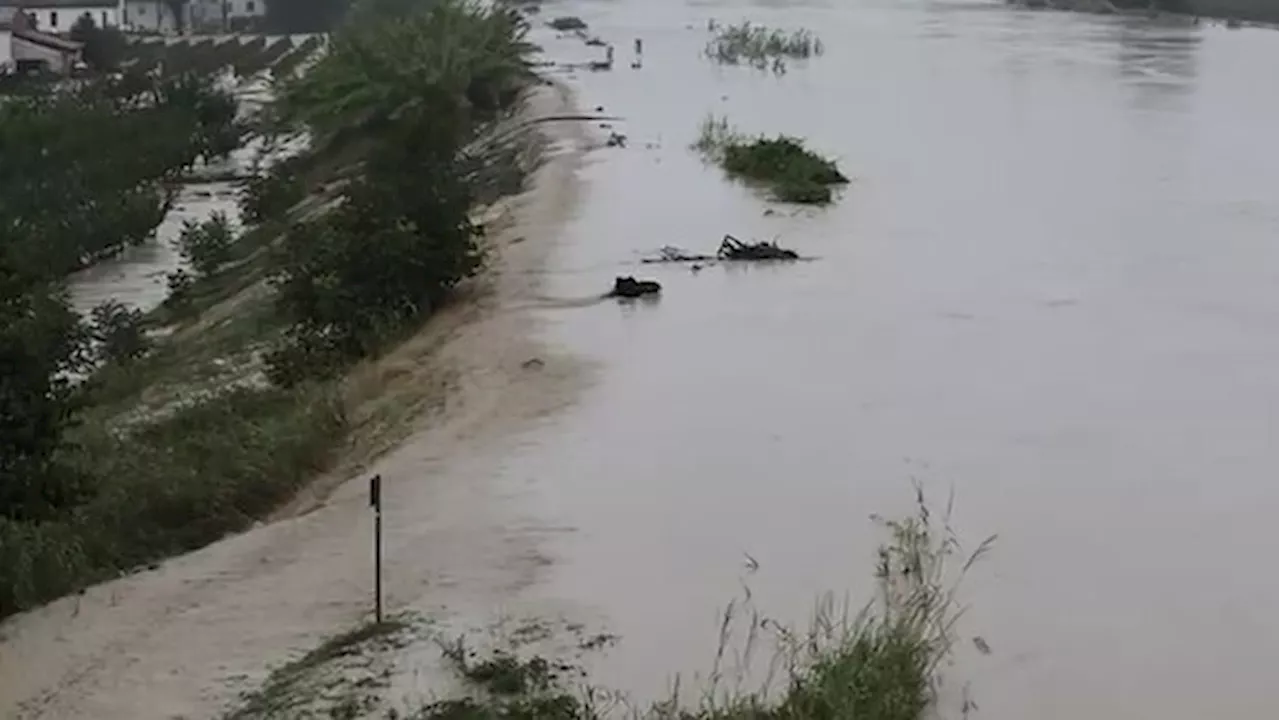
0 79 599 719
1006 0 1277 25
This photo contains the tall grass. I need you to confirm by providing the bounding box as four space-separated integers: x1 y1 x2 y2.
0 386 346 617
259 492 991 719
667 489 993 720
704 22 823 71
693 115 849 205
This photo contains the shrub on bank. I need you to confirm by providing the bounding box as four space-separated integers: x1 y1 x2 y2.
265 0 531 384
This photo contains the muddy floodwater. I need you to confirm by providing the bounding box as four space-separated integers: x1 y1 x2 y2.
505 0 1277 717
16 1 1275 718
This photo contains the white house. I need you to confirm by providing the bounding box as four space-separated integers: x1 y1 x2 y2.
1 6 83 74
14 0 121 33
184 0 265 32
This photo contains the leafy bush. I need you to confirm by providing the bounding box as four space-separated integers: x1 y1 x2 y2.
177 211 236 278
70 15 129 71
694 116 849 204
241 158 306 225
89 299 149 364
266 0 529 384
165 267 195 307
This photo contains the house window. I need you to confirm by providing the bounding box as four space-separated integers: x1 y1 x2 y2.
102 10 109 25
49 10 58 27
246 1 255 11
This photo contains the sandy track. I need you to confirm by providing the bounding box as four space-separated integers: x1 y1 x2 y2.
0 83 595 720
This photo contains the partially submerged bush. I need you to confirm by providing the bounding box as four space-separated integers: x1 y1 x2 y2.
705 21 822 71
694 116 849 204
177 211 236 278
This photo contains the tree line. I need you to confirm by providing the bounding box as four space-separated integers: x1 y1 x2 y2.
0 74 240 524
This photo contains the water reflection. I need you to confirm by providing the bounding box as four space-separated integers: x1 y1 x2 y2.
1112 18 1202 108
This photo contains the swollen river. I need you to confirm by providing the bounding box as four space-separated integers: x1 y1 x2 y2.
20 2 1275 718
504 0 1278 717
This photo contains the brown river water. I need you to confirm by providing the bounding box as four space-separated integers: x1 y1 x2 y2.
7 1 1275 718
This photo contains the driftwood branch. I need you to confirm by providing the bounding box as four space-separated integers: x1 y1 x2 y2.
642 235 804 264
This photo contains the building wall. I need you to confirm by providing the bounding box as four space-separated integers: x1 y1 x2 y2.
122 0 177 33
0 30 13 72
11 34 78 72
184 0 266 31
227 0 265 17
26 6 120 33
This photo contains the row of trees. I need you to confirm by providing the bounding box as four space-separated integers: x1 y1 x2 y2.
0 73 241 523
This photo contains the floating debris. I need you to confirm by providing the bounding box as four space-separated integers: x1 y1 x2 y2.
608 276 662 298
548 16 588 31
642 235 801 264
717 234 798 260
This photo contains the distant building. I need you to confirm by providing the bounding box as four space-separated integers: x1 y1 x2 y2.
0 9 12 63
0 5 84 74
11 0 120 33
185 0 266 32
121 0 178 33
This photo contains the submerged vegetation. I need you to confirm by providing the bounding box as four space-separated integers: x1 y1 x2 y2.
223 496 991 719
704 21 823 72
694 116 849 204
0 0 541 618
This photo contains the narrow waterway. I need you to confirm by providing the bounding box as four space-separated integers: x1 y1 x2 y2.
67 63 308 317
485 0 1276 717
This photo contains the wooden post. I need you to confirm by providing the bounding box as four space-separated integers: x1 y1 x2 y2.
369 474 383 623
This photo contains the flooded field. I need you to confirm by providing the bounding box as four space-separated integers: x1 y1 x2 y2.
67 60 308 317
11 0 1275 718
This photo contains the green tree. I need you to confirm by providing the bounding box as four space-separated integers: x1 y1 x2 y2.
265 0 533 384
89 300 150 364
0 279 90 521
177 211 235 278
70 14 128 72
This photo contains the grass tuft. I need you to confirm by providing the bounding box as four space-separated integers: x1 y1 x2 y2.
694 116 849 205
704 21 823 72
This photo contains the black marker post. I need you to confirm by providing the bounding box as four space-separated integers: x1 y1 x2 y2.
369 473 383 623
